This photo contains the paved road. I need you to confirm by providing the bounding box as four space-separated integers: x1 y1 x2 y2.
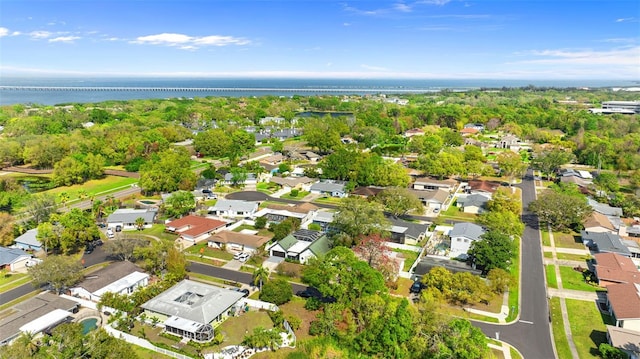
188 261 308 294
0 282 38 305
472 171 554 359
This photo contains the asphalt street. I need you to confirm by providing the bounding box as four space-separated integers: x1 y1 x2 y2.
472 171 554 359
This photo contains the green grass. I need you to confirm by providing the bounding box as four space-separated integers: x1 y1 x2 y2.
556 253 592 262
541 230 551 247
185 243 234 260
136 225 179 241
510 346 523 359
553 231 586 250
0 271 28 287
545 265 558 289
566 299 611 359
46 176 138 203
280 191 310 200
313 196 343 205
506 237 520 322
232 224 273 237
558 266 600 292
439 204 478 221
256 182 280 194
543 251 553 259
550 297 573 359
393 249 420 272
132 346 172 359
216 311 274 347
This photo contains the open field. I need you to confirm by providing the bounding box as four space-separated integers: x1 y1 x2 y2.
47 176 138 203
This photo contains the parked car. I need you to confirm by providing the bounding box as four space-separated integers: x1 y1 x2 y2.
235 288 250 297
296 287 336 303
84 245 94 255
233 252 250 262
410 281 423 294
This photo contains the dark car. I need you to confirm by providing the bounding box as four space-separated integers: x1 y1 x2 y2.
92 239 103 246
236 288 250 297
84 245 94 254
410 281 423 294
296 287 323 299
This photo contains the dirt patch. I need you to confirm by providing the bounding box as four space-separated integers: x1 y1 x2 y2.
279 298 320 341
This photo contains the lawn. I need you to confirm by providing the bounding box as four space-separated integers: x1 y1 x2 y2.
550 297 572 359
186 243 234 260
132 346 172 359
280 191 310 200
393 249 420 272
556 253 591 262
553 231 586 250
506 237 521 322
0 271 28 289
312 196 343 205
137 225 179 241
545 265 558 289
278 297 320 341
541 230 551 247
257 182 280 194
543 251 553 259
390 277 414 296
566 299 611 359
439 204 478 221
46 176 138 203
558 266 600 292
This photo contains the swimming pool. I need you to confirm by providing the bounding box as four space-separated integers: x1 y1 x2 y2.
80 318 98 335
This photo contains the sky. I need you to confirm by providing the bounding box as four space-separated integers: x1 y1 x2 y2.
0 0 638 79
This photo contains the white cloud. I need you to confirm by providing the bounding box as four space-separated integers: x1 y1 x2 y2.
0 27 8 37
48 36 80 43
12 31 21 36
394 2 413 13
417 0 452 5
132 32 249 49
30 30 52 39
343 22 352 27
521 46 640 66
615 17 636 23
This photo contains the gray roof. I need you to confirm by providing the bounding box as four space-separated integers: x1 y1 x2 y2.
209 199 258 213
107 208 157 224
450 222 486 241
387 217 430 240
310 180 347 193
141 280 244 325
581 231 632 256
413 256 482 277
76 261 144 293
0 292 78 344
223 173 257 182
14 228 41 247
587 198 623 217
313 211 335 223
0 247 31 266
457 194 490 208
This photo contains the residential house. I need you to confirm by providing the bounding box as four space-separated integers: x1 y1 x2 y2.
460 127 479 136
411 188 450 211
606 325 640 359
449 222 486 260
268 229 331 264
70 261 149 302
106 208 157 231
351 186 385 199
387 217 430 245
310 180 348 198
269 176 316 191
606 282 640 331
588 198 623 217
498 134 520 149
582 231 632 257
560 175 593 189
222 172 258 186
13 228 43 252
208 200 259 219
465 180 501 196
456 194 490 214
259 116 286 125
0 292 79 345
256 203 318 225
403 128 425 138
584 212 617 233
259 153 285 173
207 231 270 254
593 253 640 287
560 168 594 180
141 280 244 342
309 210 335 233
412 177 458 192
165 215 227 242
463 123 485 132
0 247 34 272
412 256 482 280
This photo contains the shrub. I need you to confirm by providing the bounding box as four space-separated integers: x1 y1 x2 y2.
304 297 322 311
290 189 299 197
255 216 267 229
259 278 293 305
286 315 301 331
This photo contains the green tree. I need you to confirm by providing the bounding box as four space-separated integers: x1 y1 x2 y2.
165 190 195 216
531 147 574 179
242 327 283 351
193 129 232 157
52 156 88 186
376 186 424 218
477 210 524 237
139 147 197 193
303 117 343 153
134 217 146 230
24 193 57 224
529 190 592 231
486 187 522 215
259 278 293 305
50 208 100 253
594 172 620 194
331 196 390 247
270 217 300 241
28 255 84 293
254 216 267 229
253 266 270 290
0 213 15 247
496 151 527 183
598 343 627 359
469 231 517 273
166 246 188 279
487 268 514 294
103 237 147 261
442 318 490 359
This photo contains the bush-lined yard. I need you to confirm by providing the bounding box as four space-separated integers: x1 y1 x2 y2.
558 266 600 292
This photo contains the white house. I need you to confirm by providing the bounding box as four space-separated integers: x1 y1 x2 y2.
70 261 149 302
310 180 348 198
456 194 490 214
268 229 331 264
106 208 157 230
0 247 34 272
208 200 259 219
207 231 270 254
13 228 43 252
449 222 486 260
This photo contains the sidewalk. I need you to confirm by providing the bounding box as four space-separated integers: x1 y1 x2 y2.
547 288 599 301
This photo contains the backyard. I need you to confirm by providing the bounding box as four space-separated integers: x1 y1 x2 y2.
438 203 478 221
393 249 420 272
232 224 273 238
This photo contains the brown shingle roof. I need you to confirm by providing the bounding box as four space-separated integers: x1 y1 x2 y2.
607 283 640 320
584 212 615 232
207 231 270 248
265 202 318 214
166 215 227 238
594 253 640 285
78 261 145 293
467 180 501 194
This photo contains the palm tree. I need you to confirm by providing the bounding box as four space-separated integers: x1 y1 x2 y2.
252 266 270 291
58 192 69 208
15 332 39 356
135 217 145 231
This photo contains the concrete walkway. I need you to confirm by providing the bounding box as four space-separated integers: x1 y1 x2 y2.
547 288 599 301
542 246 589 255
488 342 514 359
465 291 510 324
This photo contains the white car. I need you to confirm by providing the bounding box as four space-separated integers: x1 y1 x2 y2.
106 229 115 238
234 252 250 262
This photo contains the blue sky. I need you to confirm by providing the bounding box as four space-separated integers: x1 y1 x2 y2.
0 0 638 79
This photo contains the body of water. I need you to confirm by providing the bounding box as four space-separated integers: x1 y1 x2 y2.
0 77 635 106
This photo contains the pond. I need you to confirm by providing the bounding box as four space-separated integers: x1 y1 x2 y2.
15 176 55 193
80 318 98 335
139 200 157 204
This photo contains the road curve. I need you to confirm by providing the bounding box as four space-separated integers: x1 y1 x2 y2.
472 171 554 359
